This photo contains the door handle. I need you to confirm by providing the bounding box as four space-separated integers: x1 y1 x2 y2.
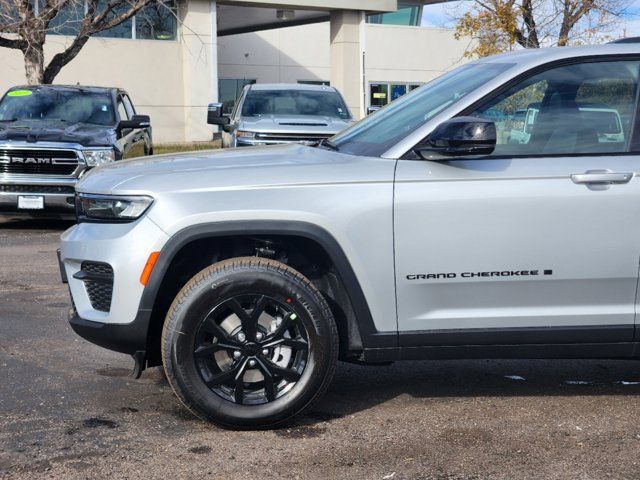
571 170 634 185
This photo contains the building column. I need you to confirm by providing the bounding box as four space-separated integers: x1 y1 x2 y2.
180 0 218 142
330 10 365 119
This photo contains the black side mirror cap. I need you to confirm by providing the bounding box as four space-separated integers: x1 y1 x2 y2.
415 116 496 160
207 102 230 126
118 114 150 130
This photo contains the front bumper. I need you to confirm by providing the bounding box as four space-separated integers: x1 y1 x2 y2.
59 216 169 326
68 307 151 355
0 179 77 217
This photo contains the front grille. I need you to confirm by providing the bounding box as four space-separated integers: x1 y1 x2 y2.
278 122 328 127
255 132 330 143
0 149 78 175
77 261 114 312
0 184 75 194
82 262 114 276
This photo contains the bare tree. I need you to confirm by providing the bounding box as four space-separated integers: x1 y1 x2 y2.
0 0 172 84
453 0 633 58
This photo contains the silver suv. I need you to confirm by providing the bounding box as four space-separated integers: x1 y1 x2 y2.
60 43 640 428
207 83 353 147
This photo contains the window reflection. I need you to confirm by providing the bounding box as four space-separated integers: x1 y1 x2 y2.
367 2 422 26
44 0 177 40
136 1 177 40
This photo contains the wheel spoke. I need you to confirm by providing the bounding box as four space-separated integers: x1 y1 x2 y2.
262 358 301 382
233 361 249 404
263 337 308 352
202 311 237 343
256 358 277 401
205 364 241 388
250 295 268 324
194 341 237 358
226 298 257 338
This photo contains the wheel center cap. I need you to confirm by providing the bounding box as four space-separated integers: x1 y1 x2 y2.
242 342 259 356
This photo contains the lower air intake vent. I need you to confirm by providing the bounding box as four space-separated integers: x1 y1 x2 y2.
76 261 114 312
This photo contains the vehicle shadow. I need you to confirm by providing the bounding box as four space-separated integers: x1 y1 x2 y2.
0 217 75 231
303 358 640 423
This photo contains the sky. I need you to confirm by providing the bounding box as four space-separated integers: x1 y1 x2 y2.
421 0 640 40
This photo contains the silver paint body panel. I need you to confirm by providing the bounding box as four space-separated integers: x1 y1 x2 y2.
60 43 640 344
394 156 640 334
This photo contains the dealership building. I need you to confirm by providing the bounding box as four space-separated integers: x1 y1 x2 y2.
0 0 470 143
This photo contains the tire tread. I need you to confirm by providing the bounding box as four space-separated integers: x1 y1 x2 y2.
161 256 338 429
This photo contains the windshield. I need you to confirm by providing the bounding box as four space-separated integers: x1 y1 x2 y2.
0 88 115 126
330 62 515 156
241 89 351 120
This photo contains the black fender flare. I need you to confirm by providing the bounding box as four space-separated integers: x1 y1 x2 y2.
140 220 395 349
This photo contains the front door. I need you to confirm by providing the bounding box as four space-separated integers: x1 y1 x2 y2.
122 94 146 158
394 57 640 346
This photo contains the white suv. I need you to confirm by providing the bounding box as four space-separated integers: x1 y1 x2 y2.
60 43 640 428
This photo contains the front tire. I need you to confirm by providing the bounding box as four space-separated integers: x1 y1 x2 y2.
161 257 338 429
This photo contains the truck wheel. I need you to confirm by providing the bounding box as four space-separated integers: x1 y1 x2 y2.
161 257 339 429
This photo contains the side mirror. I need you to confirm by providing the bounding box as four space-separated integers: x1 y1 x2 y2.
118 114 151 130
415 116 496 160
207 103 230 126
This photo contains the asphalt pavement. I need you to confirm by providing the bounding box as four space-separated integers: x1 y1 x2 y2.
2 217 640 479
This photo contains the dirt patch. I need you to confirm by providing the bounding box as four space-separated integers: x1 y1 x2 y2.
82 417 119 429
188 446 212 454
119 406 139 413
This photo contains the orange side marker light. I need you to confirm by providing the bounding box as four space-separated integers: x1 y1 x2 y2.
140 251 160 286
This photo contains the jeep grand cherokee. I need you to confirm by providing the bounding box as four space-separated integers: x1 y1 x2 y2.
60 43 640 428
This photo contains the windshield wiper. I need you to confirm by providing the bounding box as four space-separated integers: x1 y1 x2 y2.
0 118 17 122
318 138 339 151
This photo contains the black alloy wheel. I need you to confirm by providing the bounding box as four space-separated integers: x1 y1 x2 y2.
161 257 339 428
193 294 309 405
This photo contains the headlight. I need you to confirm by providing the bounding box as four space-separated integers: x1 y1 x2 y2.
83 149 115 167
76 194 153 223
236 131 256 138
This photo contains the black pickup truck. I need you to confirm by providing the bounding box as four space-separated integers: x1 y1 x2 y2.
0 85 152 218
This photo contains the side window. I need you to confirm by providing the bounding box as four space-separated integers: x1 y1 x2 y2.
117 98 130 121
471 60 640 156
122 95 135 117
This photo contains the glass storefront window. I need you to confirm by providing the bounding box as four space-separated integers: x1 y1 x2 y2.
370 83 389 107
136 1 177 40
46 1 83 36
391 84 408 101
219 79 256 114
94 1 133 39
367 2 422 26
46 0 177 40
369 82 422 111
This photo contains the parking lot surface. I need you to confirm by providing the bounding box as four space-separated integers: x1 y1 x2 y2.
2 218 640 479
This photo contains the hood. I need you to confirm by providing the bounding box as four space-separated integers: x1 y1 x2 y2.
0 119 115 147
76 144 393 195
239 115 353 135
